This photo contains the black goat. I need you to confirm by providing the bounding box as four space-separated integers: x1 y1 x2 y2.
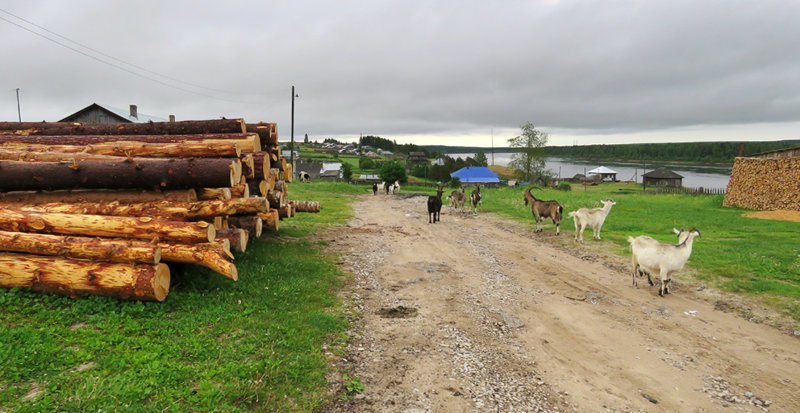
427 186 444 223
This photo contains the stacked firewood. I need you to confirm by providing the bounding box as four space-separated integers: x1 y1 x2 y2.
0 118 308 301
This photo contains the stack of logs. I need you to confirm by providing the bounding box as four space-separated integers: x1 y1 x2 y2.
0 119 319 302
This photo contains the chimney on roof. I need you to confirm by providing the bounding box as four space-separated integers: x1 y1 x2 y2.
129 104 138 119
169 114 175 122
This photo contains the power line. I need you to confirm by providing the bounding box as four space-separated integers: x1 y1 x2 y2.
0 8 269 97
0 11 266 105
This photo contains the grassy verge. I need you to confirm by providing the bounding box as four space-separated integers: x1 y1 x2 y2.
0 182 364 412
477 183 800 320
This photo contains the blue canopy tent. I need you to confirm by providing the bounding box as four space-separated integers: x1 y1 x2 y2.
450 166 500 184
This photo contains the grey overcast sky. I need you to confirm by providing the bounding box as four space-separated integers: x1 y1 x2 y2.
1 0 799 147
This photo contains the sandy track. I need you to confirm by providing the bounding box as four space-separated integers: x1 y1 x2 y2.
326 194 799 412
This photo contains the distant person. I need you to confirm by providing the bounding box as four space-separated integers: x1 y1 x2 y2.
372 182 378 195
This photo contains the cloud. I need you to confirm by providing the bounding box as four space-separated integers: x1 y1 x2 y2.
1 0 799 144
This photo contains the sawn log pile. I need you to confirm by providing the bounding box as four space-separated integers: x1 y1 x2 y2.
0 119 318 301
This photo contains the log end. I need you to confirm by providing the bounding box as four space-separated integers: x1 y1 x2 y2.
152 263 171 302
227 263 239 281
206 223 216 243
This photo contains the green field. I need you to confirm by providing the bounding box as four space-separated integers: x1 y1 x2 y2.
2 181 798 412
474 183 800 318
0 183 363 412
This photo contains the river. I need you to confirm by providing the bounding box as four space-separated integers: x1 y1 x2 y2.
449 152 732 189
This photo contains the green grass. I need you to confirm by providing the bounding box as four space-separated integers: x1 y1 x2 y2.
478 183 800 319
0 182 364 412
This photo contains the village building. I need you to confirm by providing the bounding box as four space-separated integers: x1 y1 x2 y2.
60 103 166 124
642 168 683 187
587 166 618 181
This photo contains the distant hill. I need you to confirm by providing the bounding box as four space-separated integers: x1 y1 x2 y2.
422 140 800 164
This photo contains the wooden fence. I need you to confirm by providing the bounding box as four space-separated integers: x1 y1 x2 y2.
642 186 726 196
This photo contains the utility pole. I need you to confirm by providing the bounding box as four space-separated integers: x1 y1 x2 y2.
491 128 494 166
16 88 21 122
290 85 296 174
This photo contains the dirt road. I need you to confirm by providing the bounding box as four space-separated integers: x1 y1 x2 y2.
326 194 799 412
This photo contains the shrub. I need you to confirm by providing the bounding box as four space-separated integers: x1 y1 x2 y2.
556 182 572 191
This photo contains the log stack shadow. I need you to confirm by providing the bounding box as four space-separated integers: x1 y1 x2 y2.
0 118 315 301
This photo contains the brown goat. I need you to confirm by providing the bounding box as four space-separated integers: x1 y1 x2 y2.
470 184 482 214
523 188 563 234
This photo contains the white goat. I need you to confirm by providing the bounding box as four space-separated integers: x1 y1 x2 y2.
628 228 701 296
568 200 616 242
633 228 691 286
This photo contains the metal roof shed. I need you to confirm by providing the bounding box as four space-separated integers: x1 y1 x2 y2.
450 166 500 184
587 166 618 181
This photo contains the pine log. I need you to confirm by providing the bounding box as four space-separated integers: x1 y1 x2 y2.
245 122 277 148
230 183 249 198
13 198 270 221
216 228 248 253
0 252 170 301
258 210 280 233
0 208 214 243
0 189 196 204
0 230 160 264
278 204 293 219
0 119 245 136
241 153 255 178
159 241 237 280
252 152 271 180
197 187 232 200
290 200 321 213
1 141 241 158
228 215 262 238
267 190 285 209
283 160 294 183
0 148 129 163
0 158 240 191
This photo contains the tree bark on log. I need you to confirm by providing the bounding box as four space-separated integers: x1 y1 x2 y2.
196 187 231 200
0 149 130 163
0 119 245 136
289 200 321 213
228 215 262 238
0 208 215 244
0 230 161 264
267 190 286 209
1 141 241 158
0 252 170 301
252 152 271 180
0 189 196 204
258 210 280 233
215 228 248 253
159 241 237 280
0 158 241 191
13 198 270 221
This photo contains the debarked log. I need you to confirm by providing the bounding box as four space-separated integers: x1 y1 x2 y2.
0 208 214 244
0 230 160 264
0 188 197 204
159 241 237 280
13 197 270 220
228 215 262 238
1 141 241 158
0 158 241 191
258 210 280 233
215 228 248 253
289 200 321 213
0 252 170 301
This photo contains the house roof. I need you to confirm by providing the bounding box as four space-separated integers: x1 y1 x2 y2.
59 103 165 123
643 168 684 179
587 166 617 174
450 166 500 183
